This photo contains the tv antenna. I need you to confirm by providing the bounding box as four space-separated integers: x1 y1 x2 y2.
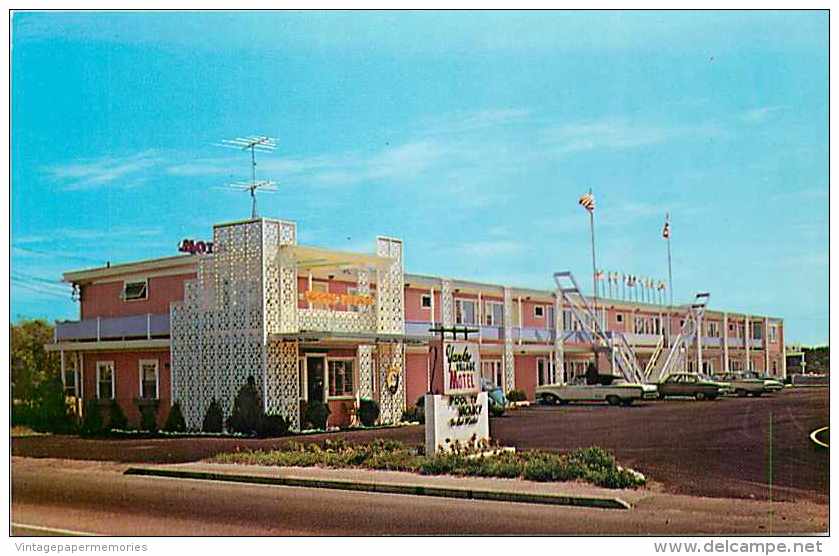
218 135 278 218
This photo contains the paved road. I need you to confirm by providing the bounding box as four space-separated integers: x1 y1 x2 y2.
10 458 827 535
13 388 828 502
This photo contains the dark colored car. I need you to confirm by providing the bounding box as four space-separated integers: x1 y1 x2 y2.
657 373 724 400
481 378 507 416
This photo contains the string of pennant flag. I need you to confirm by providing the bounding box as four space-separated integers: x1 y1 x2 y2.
594 271 669 304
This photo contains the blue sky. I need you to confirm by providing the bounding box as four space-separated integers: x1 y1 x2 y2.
10 11 828 344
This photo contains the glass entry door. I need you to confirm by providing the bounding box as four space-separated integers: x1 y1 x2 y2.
307 356 326 403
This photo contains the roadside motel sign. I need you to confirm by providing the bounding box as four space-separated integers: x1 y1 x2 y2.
426 339 489 455
443 341 480 395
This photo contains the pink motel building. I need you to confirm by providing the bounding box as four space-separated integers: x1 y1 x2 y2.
45 216 787 431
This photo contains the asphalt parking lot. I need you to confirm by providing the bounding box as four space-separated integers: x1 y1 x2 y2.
12 387 828 503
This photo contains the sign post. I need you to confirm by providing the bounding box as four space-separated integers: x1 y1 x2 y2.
425 326 490 455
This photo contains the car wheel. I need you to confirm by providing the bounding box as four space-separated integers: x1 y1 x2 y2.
621 398 634 407
752 392 762 397
694 391 706 401
736 389 748 397
558 398 570 406
606 395 620 406
540 393 559 405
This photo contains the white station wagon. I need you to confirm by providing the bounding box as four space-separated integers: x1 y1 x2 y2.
535 378 658 407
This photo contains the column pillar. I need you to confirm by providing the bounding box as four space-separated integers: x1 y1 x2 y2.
764 317 770 374
743 315 752 371
723 312 730 373
555 292 564 385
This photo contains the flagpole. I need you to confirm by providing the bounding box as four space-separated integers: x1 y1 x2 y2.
665 213 674 347
589 201 598 329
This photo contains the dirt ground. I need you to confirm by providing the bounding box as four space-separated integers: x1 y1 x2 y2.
12 387 828 503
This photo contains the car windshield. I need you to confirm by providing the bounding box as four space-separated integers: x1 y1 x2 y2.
487 388 506 406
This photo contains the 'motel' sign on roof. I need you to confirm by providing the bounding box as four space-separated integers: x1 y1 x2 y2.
178 239 214 255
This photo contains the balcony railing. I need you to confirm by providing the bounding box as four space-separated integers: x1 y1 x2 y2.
55 313 170 342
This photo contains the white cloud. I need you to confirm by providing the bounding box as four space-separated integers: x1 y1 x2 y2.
539 118 725 155
45 150 162 191
422 108 531 136
740 106 784 124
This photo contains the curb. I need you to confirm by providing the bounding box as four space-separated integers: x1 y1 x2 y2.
124 467 631 510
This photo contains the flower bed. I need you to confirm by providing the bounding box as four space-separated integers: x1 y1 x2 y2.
209 439 646 489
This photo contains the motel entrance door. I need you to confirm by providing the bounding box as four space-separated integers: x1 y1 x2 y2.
307 355 326 403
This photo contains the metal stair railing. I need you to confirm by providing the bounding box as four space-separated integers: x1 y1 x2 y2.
554 271 644 384
644 335 665 378
646 292 710 383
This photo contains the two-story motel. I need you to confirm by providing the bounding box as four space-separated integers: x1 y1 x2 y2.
46 217 786 431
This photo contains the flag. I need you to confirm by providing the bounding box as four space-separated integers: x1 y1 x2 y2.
579 191 595 213
662 214 670 239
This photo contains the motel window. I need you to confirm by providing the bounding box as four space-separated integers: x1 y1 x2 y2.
346 287 364 312
534 305 545 318
537 358 550 386
139 360 159 400
421 294 432 309
123 280 148 302
298 358 305 400
485 301 504 326
772 360 778 375
328 359 355 398
706 322 719 337
616 313 623 323
455 299 477 325
702 360 714 374
769 324 778 343
481 360 503 389
64 368 77 397
752 323 763 341
96 361 115 400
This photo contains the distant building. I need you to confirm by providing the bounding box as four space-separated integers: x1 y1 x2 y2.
46 216 786 430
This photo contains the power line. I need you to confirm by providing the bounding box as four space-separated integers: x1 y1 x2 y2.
11 280 73 300
11 244 107 265
11 270 65 287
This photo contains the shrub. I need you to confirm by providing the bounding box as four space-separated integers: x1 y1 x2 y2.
202 399 224 433
357 399 380 427
108 401 128 430
257 414 289 437
79 400 105 436
226 376 263 434
568 446 614 471
163 402 187 433
506 389 527 403
29 375 74 432
139 406 158 432
401 395 426 424
304 400 331 430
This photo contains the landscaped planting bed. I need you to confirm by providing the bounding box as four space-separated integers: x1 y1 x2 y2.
209 438 647 489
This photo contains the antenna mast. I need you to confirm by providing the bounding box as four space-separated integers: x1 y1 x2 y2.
218 135 278 218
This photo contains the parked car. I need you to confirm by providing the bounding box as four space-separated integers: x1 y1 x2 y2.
656 373 725 400
714 372 770 397
480 378 507 416
747 372 785 393
535 377 658 407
